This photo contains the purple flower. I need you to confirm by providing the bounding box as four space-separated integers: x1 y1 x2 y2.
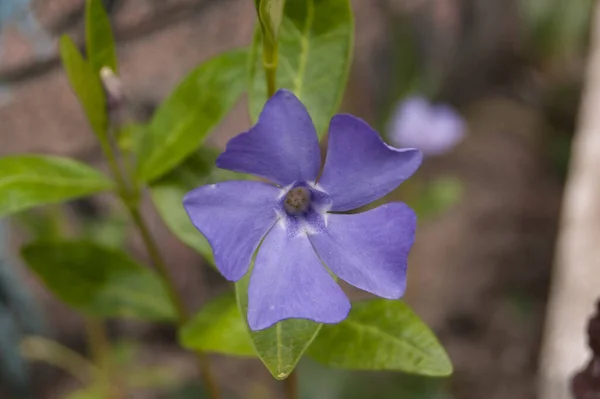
389 96 466 156
183 90 422 331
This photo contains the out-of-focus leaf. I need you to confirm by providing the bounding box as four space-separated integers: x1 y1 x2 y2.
0 155 113 218
64 387 105 399
136 49 247 183
20 336 94 385
235 272 321 379
85 0 118 73
180 291 255 356
82 212 128 250
520 0 594 60
308 299 452 376
107 340 182 390
59 35 108 139
409 176 463 220
21 241 176 321
150 148 247 264
298 359 450 399
248 0 354 137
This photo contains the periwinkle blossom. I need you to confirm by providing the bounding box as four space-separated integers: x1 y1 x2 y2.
184 90 422 331
389 96 466 156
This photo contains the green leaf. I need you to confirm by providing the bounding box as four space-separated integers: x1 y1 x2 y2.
308 299 452 376
235 271 321 379
409 176 463 220
21 241 176 321
136 49 247 183
180 291 255 357
85 0 118 74
60 35 108 139
520 0 593 60
258 0 285 44
0 155 113 218
248 0 354 137
150 148 247 264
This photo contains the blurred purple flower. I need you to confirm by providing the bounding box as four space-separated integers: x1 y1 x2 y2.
184 90 422 331
389 96 466 156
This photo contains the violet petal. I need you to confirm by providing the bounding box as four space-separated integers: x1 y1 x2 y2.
247 227 350 331
216 90 321 186
183 181 281 281
318 114 422 212
309 202 416 299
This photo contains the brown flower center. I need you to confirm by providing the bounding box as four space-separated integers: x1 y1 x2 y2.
283 187 311 215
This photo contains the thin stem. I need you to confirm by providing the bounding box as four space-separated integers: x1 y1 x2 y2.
84 317 119 398
20 336 97 385
100 139 220 399
283 371 299 399
263 42 279 97
128 206 220 399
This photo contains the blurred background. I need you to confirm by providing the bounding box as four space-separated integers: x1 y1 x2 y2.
0 0 595 398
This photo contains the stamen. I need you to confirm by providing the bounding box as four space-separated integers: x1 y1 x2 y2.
283 187 311 215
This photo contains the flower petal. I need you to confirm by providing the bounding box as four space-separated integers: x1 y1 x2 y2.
183 181 282 281
247 227 350 331
318 115 422 211
309 202 416 299
216 89 321 186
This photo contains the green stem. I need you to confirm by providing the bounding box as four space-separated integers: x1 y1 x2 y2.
283 371 298 399
84 317 119 398
100 138 220 399
263 41 279 97
20 336 97 385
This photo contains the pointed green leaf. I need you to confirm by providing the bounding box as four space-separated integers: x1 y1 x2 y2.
60 35 108 139
235 272 321 379
21 241 177 321
136 49 247 183
150 148 247 264
85 0 118 73
248 0 353 137
180 291 255 357
308 299 452 376
0 155 113 218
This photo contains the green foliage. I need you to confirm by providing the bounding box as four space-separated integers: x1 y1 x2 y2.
410 177 463 220
0 155 113 218
150 148 247 264
85 0 118 74
135 50 247 183
21 241 176 321
308 300 452 376
236 271 321 380
180 291 255 357
520 0 594 61
60 36 108 139
248 0 354 137
299 359 450 399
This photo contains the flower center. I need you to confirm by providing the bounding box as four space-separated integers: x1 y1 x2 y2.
283 187 311 215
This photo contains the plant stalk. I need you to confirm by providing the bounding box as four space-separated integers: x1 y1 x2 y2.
84 317 119 398
100 138 220 399
263 41 279 97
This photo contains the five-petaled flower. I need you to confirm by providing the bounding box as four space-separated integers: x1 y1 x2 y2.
389 96 466 156
183 89 422 331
